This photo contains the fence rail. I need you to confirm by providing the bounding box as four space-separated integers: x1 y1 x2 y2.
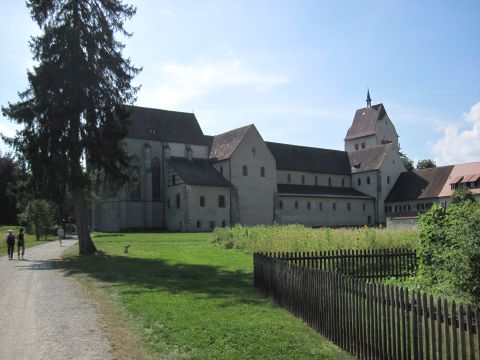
260 248 417 281
254 253 480 360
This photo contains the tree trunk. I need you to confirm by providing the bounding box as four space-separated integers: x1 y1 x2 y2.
71 186 97 255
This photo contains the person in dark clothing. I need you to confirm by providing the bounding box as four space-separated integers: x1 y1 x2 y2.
6 230 15 260
17 228 25 260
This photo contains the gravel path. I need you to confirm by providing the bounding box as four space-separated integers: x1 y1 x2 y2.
0 240 112 360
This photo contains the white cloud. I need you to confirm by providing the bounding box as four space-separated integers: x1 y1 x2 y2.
136 58 289 109
431 101 480 165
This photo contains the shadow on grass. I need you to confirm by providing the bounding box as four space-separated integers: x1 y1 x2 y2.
48 253 266 306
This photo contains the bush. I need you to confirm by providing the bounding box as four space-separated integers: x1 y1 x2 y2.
417 202 480 305
21 199 56 240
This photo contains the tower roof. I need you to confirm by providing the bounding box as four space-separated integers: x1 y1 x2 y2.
344 103 387 140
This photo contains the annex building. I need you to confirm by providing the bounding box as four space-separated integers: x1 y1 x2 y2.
92 93 480 232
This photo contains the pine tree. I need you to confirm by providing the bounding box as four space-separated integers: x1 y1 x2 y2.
2 0 140 254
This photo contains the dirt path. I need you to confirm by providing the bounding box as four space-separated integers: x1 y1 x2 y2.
0 240 112 360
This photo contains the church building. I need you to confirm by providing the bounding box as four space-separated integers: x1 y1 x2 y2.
91 93 480 231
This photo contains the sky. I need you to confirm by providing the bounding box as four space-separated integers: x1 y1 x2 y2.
1 0 479 166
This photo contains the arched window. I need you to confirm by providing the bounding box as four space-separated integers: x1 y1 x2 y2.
367 176 371 185
355 144 359 150
361 143 366 149
315 176 318 186
287 173 291 183
307 201 311 210
129 156 142 200
301 175 305 184
357 178 361 186
347 203 351 211
342 178 345 187
295 201 299 209
151 157 161 201
260 166 265 177
196 220 201 229
328 177 332 186
333 203 336 211
279 201 283 210
387 176 390 184
200 196 205 207
243 165 248 176
319 202 323 211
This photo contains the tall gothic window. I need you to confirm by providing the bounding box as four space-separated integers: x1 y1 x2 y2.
151 157 161 201
129 156 141 200
243 165 248 176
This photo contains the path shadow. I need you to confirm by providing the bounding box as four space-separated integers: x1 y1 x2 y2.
47 254 266 307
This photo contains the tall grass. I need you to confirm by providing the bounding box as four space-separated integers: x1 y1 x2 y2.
211 224 419 253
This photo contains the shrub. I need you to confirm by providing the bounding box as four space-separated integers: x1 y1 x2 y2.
417 202 480 305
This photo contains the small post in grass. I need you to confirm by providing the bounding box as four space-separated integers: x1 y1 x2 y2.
124 244 130 254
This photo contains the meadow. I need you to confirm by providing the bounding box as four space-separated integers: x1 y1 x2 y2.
211 224 419 253
59 232 353 360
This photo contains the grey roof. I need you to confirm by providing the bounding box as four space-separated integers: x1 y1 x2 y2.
277 184 372 198
385 166 454 202
266 142 351 175
209 125 253 160
345 103 387 140
168 157 231 187
126 106 207 145
348 143 393 173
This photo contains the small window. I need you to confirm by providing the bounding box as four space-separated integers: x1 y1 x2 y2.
358 178 361 186
279 201 283 210
319 202 323 211
209 221 215 229
301 175 305 185
218 195 226 208
287 173 291 183
363 203 366 211
196 221 201 229
342 178 345 187
222 220 226 228
167 198 170 209
367 176 370 185
328 177 332 186
361 143 366 149
176 193 180 209
200 196 205 207
333 203 336 211
260 166 265 177
387 176 390 184
355 144 359 150
243 165 248 176
307 201 311 210
295 201 299 209
347 203 351 211
220 166 223 175
171 174 176 186
315 176 318 186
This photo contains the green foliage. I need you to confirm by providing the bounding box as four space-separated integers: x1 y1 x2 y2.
211 224 418 253
416 159 437 169
61 233 352 359
22 199 56 240
398 149 414 171
417 202 480 305
450 188 476 204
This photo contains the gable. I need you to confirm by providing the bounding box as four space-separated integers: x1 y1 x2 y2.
345 103 387 140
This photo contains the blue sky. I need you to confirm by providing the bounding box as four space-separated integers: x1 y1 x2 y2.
1 0 479 165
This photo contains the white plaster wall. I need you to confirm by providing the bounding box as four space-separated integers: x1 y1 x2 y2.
211 160 231 181
189 185 231 231
167 142 209 159
230 127 277 225
277 170 351 188
275 196 375 226
375 114 399 148
345 135 376 152
166 183 187 231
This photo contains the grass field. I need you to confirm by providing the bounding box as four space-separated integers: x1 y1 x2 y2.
60 232 353 360
211 224 419 253
0 225 57 256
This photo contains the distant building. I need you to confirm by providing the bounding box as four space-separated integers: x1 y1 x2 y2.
91 92 479 231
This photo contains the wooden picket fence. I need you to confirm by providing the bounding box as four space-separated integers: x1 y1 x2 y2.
263 248 417 281
254 253 480 360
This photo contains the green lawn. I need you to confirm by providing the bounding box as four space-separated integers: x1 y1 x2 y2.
60 232 353 360
0 225 57 256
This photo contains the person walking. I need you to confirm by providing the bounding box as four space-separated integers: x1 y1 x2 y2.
17 228 25 260
6 230 15 260
57 226 64 247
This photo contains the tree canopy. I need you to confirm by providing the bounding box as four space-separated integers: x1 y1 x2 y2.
416 159 437 170
2 0 140 254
